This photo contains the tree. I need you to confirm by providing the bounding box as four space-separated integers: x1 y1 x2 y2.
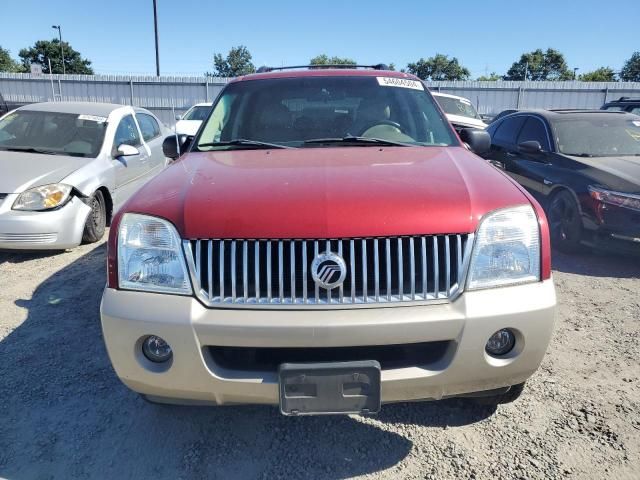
406 54 470 81
620 52 640 82
211 45 255 77
19 39 93 74
0 46 21 72
579 67 616 82
503 48 572 81
477 72 501 81
309 54 357 66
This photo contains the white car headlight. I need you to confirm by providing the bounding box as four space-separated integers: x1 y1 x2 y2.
13 183 72 211
117 213 192 295
467 205 540 290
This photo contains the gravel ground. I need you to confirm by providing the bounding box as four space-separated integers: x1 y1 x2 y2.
0 236 638 479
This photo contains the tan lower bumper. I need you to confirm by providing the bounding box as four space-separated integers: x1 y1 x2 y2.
100 279 556 405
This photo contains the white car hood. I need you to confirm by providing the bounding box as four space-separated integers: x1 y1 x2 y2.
0 151 87 193
175 120 203 136
445 114 487 130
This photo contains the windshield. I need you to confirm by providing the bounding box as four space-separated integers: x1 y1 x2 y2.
554 115 640 156
0 110 107 158
196 76 457 150
183 105 211 121
434 95 480 120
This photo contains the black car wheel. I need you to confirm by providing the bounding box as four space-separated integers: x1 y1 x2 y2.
547 190 583 253
82 190 107 243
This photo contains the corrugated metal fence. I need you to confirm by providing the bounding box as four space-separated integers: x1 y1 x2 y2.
2 73 640 125
0 73 230 125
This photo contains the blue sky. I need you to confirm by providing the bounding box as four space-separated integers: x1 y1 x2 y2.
1 0 638 77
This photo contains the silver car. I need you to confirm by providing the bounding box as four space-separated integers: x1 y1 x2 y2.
0 102 170 249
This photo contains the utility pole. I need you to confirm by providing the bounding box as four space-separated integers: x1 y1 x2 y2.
153 0 160 76
573 67 579 80
51 25 65 75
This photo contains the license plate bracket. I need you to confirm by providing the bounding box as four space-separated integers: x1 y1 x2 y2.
278 360 381 416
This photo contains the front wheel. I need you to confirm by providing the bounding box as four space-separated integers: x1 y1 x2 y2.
82 190 107 243
547 190 583 253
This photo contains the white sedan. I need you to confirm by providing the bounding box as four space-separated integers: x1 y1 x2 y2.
0 102 170 249
174 103 212 136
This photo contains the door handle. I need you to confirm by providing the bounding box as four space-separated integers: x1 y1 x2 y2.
506 151 517 157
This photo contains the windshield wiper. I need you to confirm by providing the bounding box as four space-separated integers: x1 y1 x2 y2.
198 139 292 150
0 146 60 155
303 136 414 147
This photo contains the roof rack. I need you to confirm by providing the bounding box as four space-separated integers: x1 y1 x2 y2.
256 64 389 73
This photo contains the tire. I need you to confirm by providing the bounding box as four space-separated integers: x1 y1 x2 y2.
82 190 107 243
473 382 526 406
546 190 583 253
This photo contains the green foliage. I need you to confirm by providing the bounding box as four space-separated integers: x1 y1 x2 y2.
0 46 22 72
406 54 470 81
19 39 93 74
620 52 640 82
211 46 256 77
579 67 616 82
476 72 501 81
309 55 357 66
503 48 572 81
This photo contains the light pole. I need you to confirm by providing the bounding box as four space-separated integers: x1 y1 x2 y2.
573 67 579 80
51 25 66 75
152 0 160 76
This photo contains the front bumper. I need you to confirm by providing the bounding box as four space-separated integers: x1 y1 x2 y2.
0 195 90 250
100 279 556 406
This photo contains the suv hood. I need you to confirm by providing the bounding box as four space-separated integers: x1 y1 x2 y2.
122 146 529 239
0 151 87 193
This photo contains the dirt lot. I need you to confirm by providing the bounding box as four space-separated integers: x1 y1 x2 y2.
0 236 638 480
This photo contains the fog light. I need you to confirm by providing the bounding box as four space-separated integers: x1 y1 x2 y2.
142 335 172 363
485 329 515 356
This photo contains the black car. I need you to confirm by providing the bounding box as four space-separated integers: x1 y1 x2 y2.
483 109 640 254
602 96 640 115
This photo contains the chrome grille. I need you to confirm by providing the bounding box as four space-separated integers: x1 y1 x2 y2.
184 234 473 308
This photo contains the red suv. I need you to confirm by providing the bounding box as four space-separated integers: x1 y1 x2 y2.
100 66 556 415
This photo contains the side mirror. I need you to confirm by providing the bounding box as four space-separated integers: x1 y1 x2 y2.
518 140 543 154
175 114 182 121
459 128 491 155
162 134 192 160
116 144 139 157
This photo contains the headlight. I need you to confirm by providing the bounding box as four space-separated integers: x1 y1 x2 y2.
117 213 192 295
467 205 540 290
13 183 72 211
589 186 640 212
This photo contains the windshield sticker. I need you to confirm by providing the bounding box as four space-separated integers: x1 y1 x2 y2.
377 77 424 90
78 114 107 123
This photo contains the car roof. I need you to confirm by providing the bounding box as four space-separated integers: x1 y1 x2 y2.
232 68 421 83
503 109 634 121
17 101 126 117
189 102 213 107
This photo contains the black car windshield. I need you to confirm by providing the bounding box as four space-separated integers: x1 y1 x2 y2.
434 95 481 119
554 115 640 156
196 75 457 150
0 110 107 158
183 105 211 121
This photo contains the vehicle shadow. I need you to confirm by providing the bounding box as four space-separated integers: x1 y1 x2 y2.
552 249 640 279
0 245 491 479
0 249 67 265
